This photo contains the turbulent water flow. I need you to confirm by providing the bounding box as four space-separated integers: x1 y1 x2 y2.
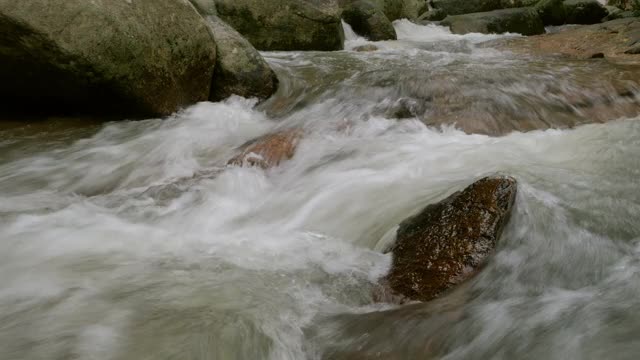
1 22 640 360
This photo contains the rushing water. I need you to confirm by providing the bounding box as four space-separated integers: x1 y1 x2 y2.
1 21 640 360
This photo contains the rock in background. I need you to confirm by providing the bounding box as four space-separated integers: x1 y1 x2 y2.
216 0 345 51
341 0 398 40
563 0 609 23
370 0 427 20
442 7 545 35
204 16 279 102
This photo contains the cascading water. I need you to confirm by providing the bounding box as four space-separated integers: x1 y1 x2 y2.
1 21 640 360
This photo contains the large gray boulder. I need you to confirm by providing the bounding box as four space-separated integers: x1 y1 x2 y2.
442 7 545 35
342 0 397 41
563 0 608 24
0 0 217 117
204 16 278 101
216 0 344 51
384 176 517 302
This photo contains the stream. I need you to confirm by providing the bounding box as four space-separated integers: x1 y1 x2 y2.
1 21 640 359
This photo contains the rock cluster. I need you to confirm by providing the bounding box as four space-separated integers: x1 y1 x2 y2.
426 0 616 35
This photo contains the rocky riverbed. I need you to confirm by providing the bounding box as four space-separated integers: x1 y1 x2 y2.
1 0 640 359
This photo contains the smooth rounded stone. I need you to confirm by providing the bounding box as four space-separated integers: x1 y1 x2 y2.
384 176 517 302
563 0 608 24
215 0 344 51
342 0 397 41
442 7 545 36
353 44 380 51
0 0 217 118
204 16 278 102
227 128 304 169
535 0 566 25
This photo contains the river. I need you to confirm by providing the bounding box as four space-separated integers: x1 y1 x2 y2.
1 21 640 359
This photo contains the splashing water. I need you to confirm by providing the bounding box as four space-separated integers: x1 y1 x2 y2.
1 22 640 360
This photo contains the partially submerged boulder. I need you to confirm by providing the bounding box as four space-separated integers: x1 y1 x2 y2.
342 0 397 41
205 16 279 102
216 0 345 51
228 128 304 169
563 0 608 24
442 7 545 36
0 0 217 117
384 176 517 302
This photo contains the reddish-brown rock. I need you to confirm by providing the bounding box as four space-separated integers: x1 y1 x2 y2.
227 128 303 169
384 176 517 302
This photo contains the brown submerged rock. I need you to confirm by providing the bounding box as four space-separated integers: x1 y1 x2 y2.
384 176 517 302
228 128 303 169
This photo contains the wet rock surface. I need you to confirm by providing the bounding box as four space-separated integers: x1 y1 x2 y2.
228 128 304 169
384 176 517 302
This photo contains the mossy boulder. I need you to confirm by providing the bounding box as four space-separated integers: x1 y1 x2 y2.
342 0 397 41
204 16 278 101
563 0 607 24
442 7 545 36
385 176 517 302
0 0 217 117
216 0 344 51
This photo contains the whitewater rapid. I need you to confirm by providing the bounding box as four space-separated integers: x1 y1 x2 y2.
1 21 640 360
